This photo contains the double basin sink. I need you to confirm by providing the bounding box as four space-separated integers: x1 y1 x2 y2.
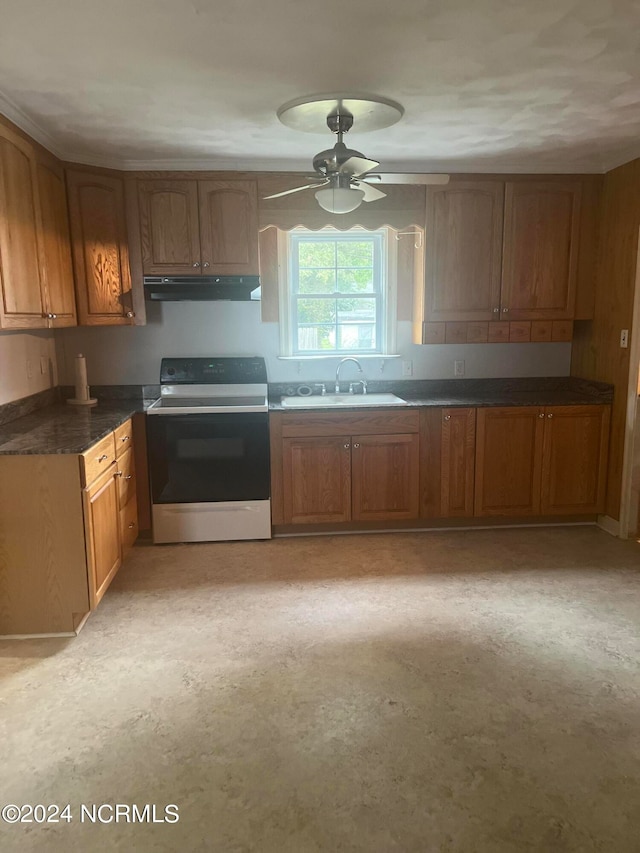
281 392 408 409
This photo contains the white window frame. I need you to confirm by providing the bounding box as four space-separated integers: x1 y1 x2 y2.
278 226 397 358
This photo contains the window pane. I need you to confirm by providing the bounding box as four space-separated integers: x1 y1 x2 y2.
298 241 335 267
297 268 336 294
337 297 376 323
338 324 376 350
297 325 336 352
337 241 373 267
297 298 336 324
337 267 374 293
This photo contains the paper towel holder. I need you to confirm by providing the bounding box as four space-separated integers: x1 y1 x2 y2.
66 353 98 407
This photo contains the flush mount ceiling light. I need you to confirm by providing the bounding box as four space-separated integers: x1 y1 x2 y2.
264 93 450 214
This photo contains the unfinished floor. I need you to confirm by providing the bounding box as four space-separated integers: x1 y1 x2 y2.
1 526 640 852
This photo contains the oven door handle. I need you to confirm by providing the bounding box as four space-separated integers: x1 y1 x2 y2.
162 505 263 513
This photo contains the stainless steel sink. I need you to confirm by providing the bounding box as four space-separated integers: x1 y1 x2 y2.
280 393 408 409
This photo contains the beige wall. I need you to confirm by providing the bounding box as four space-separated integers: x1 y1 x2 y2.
0 332 58 406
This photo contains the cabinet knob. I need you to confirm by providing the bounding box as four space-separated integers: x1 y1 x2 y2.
126 311 135 319
124 474 133 480
203 262 210 268
547 413 554 418
116 470 123 477
97 454 109 462
353 442 360 448
493 307 500 314
343 443 350 449
120 435 130 442
128 522 136 529
538 413 545 418
444 414 451 421
193 262 200 268
502 307 509 313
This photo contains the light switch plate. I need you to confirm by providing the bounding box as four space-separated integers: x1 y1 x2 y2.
620 329 629 348
402 360 413 377
454 360 465 377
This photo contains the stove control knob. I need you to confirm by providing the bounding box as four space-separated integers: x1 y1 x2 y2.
167 367 176 376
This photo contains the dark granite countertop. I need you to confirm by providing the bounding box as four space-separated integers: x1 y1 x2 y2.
0 401 147 456
268 377 614 412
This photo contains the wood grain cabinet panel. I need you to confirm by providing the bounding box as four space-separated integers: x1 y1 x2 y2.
424 181 504 322
282 436 351 523
501 181 581 320
198 180 259 275
441 408 476 517
351 433 419 521
541 405 610 514
36 160 76 327
475 407 545 516
138 180 201 274
83 466 121 608
0 128 48 328
67 170 133 325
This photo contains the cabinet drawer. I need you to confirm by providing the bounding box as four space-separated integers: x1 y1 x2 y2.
280 409 420 438
120 494 138 553
114 419 134 457
116 446 136 506
81 433 116 487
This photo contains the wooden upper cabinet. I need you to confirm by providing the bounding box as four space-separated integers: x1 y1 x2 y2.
198 180 259 275
0 128 48 329
541 405 610 514
501 181 582 320
36 160 76 327
351 433 419 521
425 181 504 322
138 180 201 274
475 407 545 516
440 408 476 517
282 436 351 524
66 170 133 325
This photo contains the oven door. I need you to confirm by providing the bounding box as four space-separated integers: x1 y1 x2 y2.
147 413 270 505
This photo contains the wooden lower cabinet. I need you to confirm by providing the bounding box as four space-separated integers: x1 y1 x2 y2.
351 433 419 521
475 405 610 517
282 436 351 524
83 465 122 607
541 405 610 514
440 408 476 516
0 419 139 636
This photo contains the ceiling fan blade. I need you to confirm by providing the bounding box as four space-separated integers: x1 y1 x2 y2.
352 181 387 203
363 173 450 185
263 181 328 200
339 156 380 177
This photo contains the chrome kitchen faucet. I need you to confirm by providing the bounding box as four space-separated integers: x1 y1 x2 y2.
335 357 367 394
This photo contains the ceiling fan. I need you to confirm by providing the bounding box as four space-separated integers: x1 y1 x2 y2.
263 94 449 214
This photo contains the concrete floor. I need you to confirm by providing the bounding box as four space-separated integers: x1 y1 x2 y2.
1 526 640 852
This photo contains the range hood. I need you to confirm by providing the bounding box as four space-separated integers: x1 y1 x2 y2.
144 275 261 302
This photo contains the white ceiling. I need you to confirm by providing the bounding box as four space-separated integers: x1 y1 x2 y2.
1 0 639 173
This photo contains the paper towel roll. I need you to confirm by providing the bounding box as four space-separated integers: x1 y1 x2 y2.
74 354 89 402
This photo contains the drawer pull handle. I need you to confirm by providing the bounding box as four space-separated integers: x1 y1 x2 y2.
120 435 130 442
97 454 109 462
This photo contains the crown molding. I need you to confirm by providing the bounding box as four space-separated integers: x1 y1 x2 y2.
0 89 65 159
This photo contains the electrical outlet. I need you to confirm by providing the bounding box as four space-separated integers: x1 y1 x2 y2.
620 329 629 348
402 360 413 377
26 360 33 379
40 356 48 375
454 360 465 377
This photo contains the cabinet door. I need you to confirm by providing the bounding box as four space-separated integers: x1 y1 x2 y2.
541 405 610 514
198 180 259 275
36 160 77 327
441 408 476 517
83 467 121 608
138 180 201 274
0 128 47 328
351 433 419 521
424 182 503 322
475 407 544 516
501 181 581 320
282 436 351 524
66 170 133 325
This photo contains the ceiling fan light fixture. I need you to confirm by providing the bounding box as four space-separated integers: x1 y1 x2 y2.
315 186 365 214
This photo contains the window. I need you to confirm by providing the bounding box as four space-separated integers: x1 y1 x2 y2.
280 228 394 357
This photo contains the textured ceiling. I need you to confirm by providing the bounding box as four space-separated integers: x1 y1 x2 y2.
0 0 639 172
